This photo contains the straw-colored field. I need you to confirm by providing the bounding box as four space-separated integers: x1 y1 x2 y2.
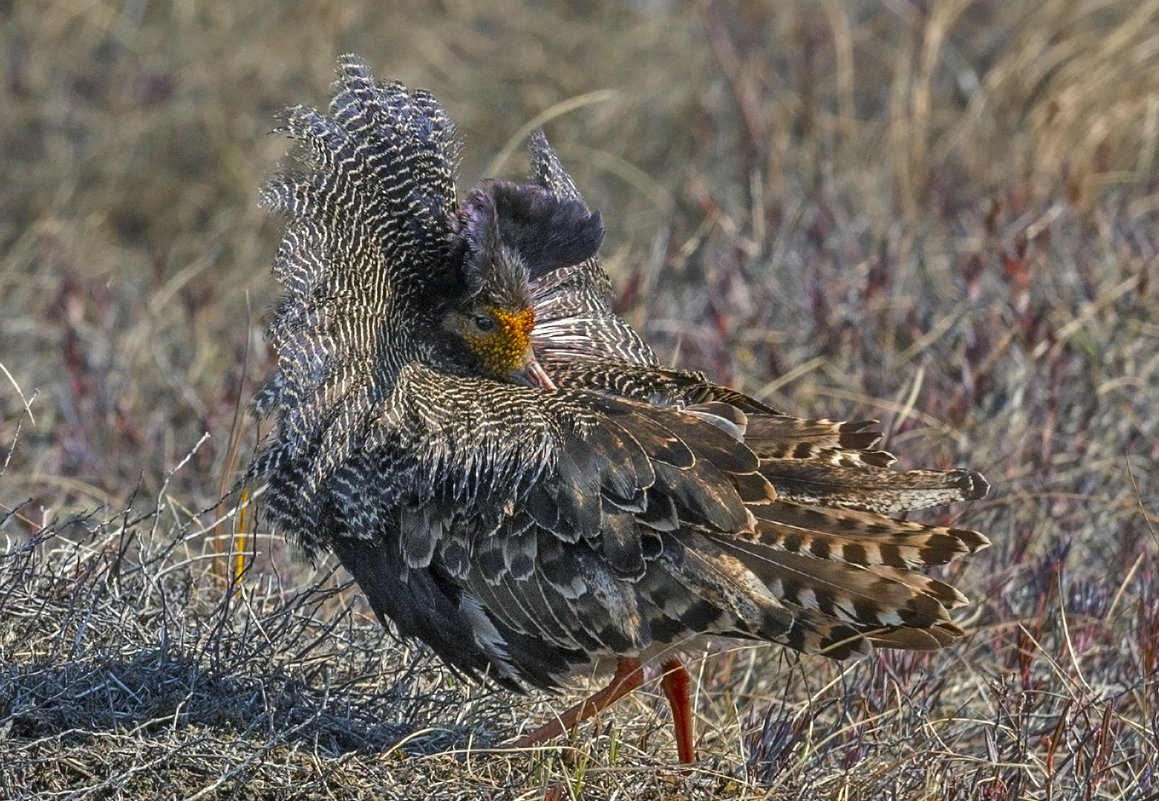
2 2 1156 799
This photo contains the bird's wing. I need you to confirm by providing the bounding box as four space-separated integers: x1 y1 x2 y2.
356 368 775 687
345 365 987 689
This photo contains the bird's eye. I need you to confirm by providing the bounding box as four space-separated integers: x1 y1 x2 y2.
473 314 496 332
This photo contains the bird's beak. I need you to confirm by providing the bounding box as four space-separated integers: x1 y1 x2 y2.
512 350 556 389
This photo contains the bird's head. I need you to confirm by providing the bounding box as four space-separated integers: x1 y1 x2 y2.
442 180 604 389
439 268 553 389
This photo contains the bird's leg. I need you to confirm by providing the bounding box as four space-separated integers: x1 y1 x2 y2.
511 656 644 749
660 658 695 764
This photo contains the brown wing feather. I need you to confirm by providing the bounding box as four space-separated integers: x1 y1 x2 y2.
760 459 989 512
456 385 987 688
745 501 989 569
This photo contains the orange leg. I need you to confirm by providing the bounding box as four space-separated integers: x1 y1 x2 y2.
660 658 696 764
511 657 644 749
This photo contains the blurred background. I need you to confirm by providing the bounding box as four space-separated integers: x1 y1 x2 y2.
2 1 1156 519
2 2 1158 796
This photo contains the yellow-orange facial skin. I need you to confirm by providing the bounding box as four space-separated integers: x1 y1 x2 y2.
442 304 543 380
464 306 536 376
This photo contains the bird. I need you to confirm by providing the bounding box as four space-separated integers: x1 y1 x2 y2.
250 55 990 765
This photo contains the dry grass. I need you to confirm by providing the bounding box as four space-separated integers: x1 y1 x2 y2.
2 1 1157 799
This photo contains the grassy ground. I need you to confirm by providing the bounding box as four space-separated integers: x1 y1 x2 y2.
2 1 1157 799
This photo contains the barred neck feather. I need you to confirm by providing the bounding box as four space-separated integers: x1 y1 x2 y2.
252 56 464 550
525 132 661 368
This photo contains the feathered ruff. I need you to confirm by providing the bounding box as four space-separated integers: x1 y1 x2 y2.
524 132 662 368
251 56 465 555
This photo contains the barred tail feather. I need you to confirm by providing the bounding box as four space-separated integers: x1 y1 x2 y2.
760 459 990 513
743 417 892 466
745 501 989 569
709 529 977 659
